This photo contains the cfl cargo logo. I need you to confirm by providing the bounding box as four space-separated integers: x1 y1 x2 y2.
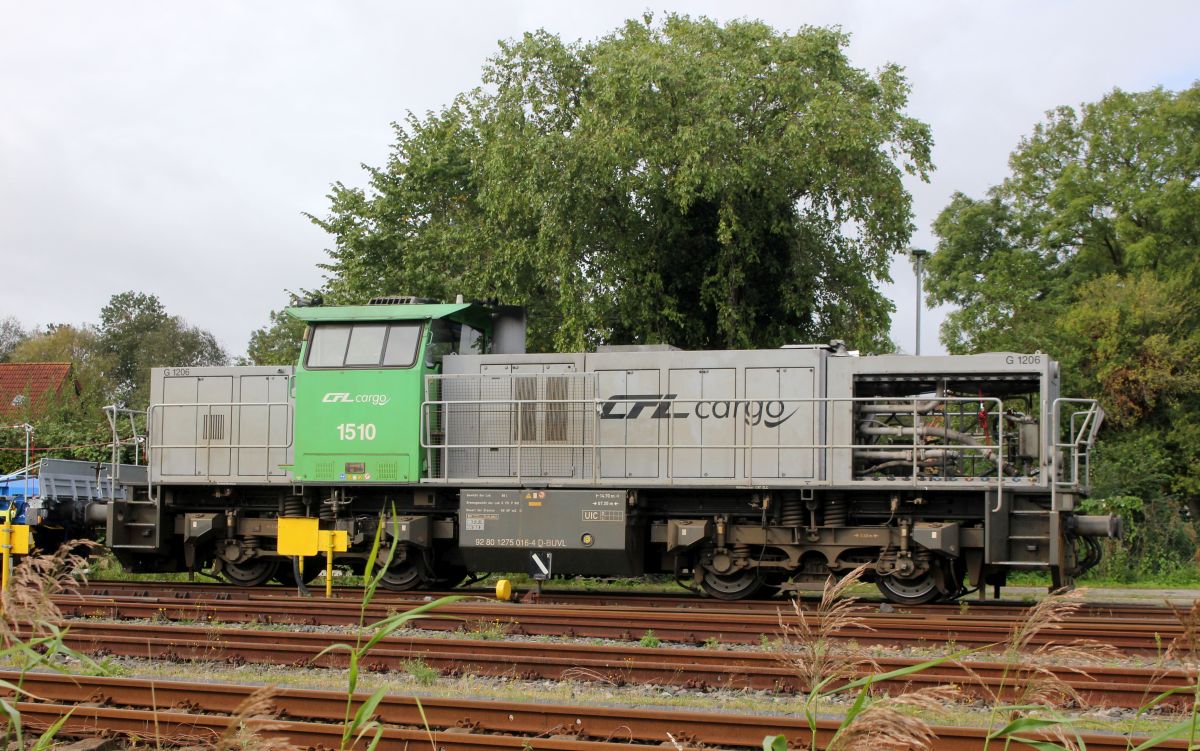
322 392 392 406
600 394 797 428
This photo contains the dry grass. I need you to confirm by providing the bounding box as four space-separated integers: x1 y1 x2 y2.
1 541 95 645
213 686 297 751
970 588 1120 711
1167 599 1200 668
777 565 966 751
777 563 877 693
829 685 960 751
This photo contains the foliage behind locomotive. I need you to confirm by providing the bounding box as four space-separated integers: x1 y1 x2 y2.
106 298 1120 602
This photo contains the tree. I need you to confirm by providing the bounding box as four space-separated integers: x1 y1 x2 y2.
926 85 1200 357
925 84 1200 537
98 291 228 407
0 316 30 362
312 14 932 352
244 305 306 365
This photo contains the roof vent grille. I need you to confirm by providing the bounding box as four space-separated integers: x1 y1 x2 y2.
368 296 438 305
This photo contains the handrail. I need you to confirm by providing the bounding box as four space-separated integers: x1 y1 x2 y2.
1050 397 1104 510
145 401 294 501
422 374 1008 490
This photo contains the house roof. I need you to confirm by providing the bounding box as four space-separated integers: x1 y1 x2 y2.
0 362 73 418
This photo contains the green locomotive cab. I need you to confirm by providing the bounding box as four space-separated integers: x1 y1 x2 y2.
288 299 493 484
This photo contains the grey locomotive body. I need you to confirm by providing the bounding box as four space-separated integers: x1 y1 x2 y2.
426 344 1114 601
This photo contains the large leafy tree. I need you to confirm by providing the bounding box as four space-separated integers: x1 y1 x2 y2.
313 15 932 352
244 304 306 366
925 84 1200 558
98 291 228 407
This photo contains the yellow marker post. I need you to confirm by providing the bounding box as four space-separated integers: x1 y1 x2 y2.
316 529 349 598
0 509 30 597
1 514 10 596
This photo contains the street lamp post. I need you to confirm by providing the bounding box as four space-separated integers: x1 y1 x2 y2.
910 248 929 356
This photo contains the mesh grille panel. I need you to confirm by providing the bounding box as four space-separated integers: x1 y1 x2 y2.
426 374 595 480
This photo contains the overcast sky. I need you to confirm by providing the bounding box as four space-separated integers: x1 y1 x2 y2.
2 2 1197 358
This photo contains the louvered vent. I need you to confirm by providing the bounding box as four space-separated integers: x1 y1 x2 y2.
514 377 537 441
315 461 335 479
201 414 225 441
368 296 437 305
376 461 399 481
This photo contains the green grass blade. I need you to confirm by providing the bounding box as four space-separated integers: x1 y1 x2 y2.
1135 683 1199 714
415 695 437 751
362 596 464 653
362 514 385 595
762 734 788 751
31 708 72 751
1001 739 1075 751
313 643 356 661
833 646 980 695
352 688 388 745
0 697 22 747
988 716 1063 740
1131 716 1200 751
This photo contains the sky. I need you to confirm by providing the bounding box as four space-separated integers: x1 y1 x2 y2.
2 1 1198 358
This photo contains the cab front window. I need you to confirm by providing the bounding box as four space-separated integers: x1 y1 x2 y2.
306 322 423 369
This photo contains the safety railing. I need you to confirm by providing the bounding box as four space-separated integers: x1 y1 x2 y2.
145 401 294 500
422 373 1011 489
1050 398 1104 510
104 405 145 498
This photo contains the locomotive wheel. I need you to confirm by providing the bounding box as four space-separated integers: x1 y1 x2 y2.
875 572 942 605
379 560 425 591
701 569 763 600
222 558 279 587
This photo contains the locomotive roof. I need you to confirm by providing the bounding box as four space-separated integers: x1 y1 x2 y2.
286 302 492 329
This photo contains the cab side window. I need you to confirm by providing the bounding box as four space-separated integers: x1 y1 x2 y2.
426 319 464 367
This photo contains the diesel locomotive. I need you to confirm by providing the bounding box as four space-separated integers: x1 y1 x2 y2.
103 297 1120 603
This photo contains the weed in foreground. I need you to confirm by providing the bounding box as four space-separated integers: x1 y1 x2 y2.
639 630 662 648
976 588 1120 750
0 542 117 748
767 564 969 751
316 512 461 751
213 686 296 751
403 658 440 687
776 563 878 694
1120 599 1200 749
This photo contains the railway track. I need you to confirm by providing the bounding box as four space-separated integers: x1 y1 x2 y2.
50 619 1197 709
81 579 1189 619
57 591 1186 653
9 671 1190 751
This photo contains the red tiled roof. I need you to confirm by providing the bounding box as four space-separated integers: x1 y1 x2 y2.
0 362 73 418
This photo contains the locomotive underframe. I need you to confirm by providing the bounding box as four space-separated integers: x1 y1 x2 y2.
110 480 1086 604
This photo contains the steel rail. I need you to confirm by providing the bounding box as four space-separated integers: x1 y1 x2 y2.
8 671 1189 751
79 580 1191 620
47 620 1196 710
56 592 1185 653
